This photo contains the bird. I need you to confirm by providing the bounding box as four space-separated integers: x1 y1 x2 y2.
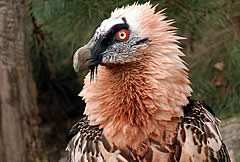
66 2 230 162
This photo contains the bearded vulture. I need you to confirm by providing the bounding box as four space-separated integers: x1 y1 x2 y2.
66 2 230 162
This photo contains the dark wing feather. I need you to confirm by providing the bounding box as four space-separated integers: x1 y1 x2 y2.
66 100 230 162
66 116 130 162
176 99 230 162
66 116 104 162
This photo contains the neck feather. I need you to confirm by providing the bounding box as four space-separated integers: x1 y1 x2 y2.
80 47 192 148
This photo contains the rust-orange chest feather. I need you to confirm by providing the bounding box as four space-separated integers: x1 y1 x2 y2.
67 2 230 162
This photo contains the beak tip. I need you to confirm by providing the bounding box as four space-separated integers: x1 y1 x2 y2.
73 64 79 72
73 51 80 72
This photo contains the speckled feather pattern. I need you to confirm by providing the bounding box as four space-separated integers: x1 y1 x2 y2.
66 100 230 162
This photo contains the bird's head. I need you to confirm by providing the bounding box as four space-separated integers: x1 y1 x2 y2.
73 2 183 79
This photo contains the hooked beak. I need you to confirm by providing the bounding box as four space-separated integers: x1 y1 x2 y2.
73 45 91 72
73 43 102 81
73 38 104 75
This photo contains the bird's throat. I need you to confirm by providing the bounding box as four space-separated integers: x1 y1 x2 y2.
80 57 191 148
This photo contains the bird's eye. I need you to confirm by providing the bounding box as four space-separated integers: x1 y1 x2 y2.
116 29 129 41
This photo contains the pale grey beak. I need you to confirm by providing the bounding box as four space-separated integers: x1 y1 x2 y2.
73 45 91 72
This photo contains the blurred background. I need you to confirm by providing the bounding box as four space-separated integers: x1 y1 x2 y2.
0 0 240 162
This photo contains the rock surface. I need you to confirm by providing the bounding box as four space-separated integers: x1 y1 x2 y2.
221 117 240 162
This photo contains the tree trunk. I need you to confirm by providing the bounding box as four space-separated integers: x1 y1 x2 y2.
0 0 40 162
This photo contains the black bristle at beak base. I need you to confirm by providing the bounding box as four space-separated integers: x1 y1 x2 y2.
90 65 98 82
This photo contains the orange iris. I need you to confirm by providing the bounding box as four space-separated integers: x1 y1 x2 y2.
116 29 129 41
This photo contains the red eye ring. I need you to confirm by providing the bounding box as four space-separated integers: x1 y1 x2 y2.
116 29 129 41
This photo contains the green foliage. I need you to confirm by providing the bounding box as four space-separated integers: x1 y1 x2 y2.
190 41 240 118
28 0 240 118
28 0 228 48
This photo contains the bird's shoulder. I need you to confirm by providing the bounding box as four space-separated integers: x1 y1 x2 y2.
176 99 230 162
66 116 130 162
66 116 103 161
